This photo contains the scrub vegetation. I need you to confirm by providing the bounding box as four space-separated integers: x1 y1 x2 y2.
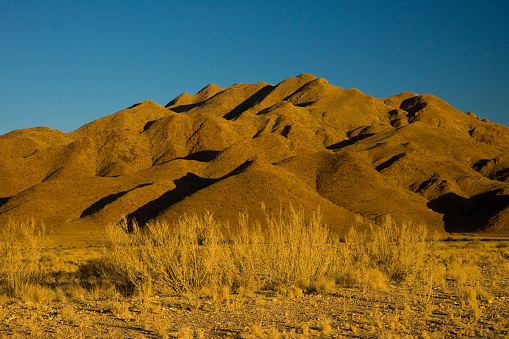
1 211 508 338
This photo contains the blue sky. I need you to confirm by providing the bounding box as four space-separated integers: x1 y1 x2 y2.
1 0 508 135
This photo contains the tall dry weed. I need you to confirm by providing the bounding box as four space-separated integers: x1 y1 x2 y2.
103 213 233 295
336 215 431 284
230 207 333 290
0 219 46 297
101 207 333 295
100 209 434 297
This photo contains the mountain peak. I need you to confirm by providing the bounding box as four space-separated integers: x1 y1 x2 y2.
1 74 509 241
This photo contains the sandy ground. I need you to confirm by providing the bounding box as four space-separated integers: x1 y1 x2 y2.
1 280 508 339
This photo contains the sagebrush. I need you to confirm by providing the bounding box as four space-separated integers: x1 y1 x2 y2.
0 218 46 297
98 209 432 296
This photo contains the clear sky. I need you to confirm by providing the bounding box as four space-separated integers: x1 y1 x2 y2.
1 0 508 135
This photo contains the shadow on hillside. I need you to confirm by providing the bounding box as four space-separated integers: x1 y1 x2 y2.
375 153 406 172
0 197 9 209
80 184 151 218
125 160 254 228
326 134 375 150
294 101 316 107
223 85 274 120
167 103 202 113
127 102 142 109
473 159 509 182
428 191 509 232
399 96 423 117
166 88 227 112
178 150 221 162
127 173 218 227
143 120 156 131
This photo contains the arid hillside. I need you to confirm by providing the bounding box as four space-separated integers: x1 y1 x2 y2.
1 74 509 240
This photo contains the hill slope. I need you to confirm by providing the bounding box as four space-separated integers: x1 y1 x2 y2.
2 74 509 242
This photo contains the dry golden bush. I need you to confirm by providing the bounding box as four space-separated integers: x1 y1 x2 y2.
23 284 55 303
151 317 170 339
102 212 233 295
0 218 47 298
335 215 431 285
104 300 132 319
176 327 193 339
0 208 450 311
100 207 334 296
318 317 333 334
229 207 333 290
95 208 442 298
445 258 482 286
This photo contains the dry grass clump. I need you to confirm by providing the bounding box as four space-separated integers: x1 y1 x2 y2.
239 324 311 338
104 300 132 319
335 215 431 285
97 209 435 297
445 259 482 286
99 208 333 296
0 209 439 305
151 317 170 339
2 214 508 338
0 219 47 298
230 208 333 290
101 212 231 295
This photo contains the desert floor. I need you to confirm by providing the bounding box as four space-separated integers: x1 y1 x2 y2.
1 235 508 339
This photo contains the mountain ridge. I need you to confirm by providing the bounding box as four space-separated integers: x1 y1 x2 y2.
1 74 509 243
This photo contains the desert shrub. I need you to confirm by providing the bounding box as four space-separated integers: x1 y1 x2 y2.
335 215 431 284
101 207 333 295
102 213 233 295
229 207 333 290
0 219 47 297
100 209 434 296
446 261 482 286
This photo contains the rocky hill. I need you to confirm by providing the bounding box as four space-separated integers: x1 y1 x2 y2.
2 74 509 242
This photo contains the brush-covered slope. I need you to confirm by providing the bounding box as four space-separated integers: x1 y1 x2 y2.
2 74 509 241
